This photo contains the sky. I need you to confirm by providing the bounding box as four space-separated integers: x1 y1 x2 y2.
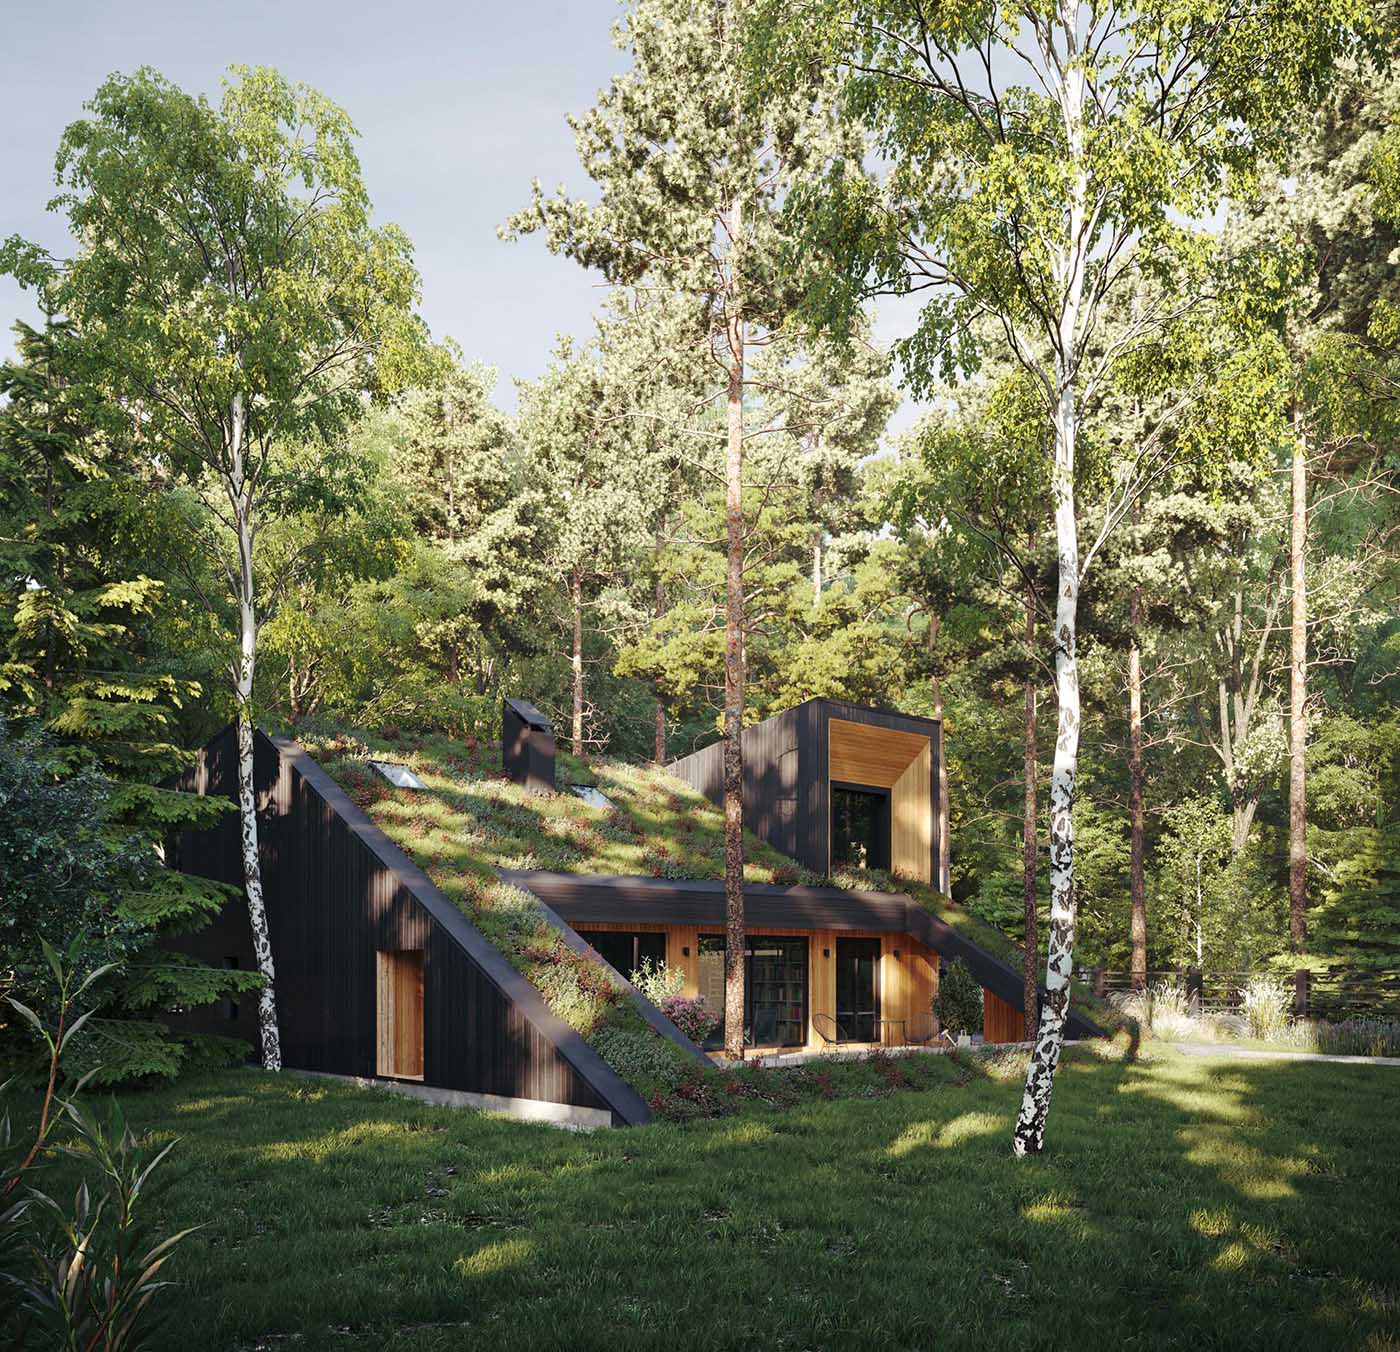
0 0 925 429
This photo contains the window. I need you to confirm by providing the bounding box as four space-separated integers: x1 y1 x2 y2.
576 930 667 980
697 935 808 1049
376 949 424 1080
831 783 891 870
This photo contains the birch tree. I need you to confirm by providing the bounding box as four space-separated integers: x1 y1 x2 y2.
504 0 844 1058
3 67 424 1069
754 0 1376 1151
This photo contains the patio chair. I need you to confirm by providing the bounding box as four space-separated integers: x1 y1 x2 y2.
905 1012 938 1045
812 1012 851 1045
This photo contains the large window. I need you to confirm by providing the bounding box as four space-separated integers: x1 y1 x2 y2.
831 783 891 871
576 930 666 980
697 934 808 1048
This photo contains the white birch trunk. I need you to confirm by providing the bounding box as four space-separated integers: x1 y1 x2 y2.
229 392 281 1071
1013 384 1082 1155
1013 9 1086 1153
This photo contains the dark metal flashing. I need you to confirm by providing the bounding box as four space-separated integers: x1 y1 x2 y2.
503 697 552 731
506 871 1102 1040
266 734 652 1126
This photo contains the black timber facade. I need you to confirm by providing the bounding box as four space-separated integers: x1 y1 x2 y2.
166 727 649 1125
502 697 556 794
667 698 945 887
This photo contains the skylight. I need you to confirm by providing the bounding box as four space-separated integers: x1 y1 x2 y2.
368 760 426 791
569 783 613 811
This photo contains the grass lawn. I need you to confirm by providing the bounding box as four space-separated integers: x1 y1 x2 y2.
14 1043 1400 1350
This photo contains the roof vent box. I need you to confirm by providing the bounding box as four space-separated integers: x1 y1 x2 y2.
502 697 556 794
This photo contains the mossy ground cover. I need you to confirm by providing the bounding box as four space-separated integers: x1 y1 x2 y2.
287 722 1094 1082
13 1043 1400 1350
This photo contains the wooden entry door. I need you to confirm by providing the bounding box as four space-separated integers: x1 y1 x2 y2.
376 949 424 1079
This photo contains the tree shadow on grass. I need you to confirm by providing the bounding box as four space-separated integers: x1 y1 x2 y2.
17 1051 1400 1352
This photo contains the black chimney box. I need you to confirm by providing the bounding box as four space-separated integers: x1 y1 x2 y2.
502 698 556 794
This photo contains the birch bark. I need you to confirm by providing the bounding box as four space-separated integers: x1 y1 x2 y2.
229 391 281 1071
1129 582 1147 991
1013 10 1086 1152
1023 580 1039 1040
571 566 585 757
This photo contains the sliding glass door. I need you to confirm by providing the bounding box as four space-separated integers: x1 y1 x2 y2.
697 935 808 1048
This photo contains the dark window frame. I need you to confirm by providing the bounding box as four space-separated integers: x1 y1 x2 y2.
697 933 809 1049
830 781 892 872
576 930 667 980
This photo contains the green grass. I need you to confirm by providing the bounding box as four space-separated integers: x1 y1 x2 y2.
14 1044 1400 1350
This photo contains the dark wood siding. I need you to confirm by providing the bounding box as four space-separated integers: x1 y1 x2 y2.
168 727 649 1123
667 698 941 883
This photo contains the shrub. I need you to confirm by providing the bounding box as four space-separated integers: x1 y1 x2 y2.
592 1026 684 1091
1241 975 1293 1041
769 862 801 886
658 994 720 1045
628 957 684 1004
1306 1017 1400 1058
3 941 198 1348
933 958 983 1038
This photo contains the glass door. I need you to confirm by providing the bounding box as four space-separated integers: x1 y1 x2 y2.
697 935 808 1048
835 938 881 1042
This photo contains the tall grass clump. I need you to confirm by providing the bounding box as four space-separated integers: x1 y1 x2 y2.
1241 975 1293 1041
1299 1017 1400 1058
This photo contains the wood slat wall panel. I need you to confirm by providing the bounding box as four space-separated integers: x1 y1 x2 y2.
983 989 1023 1043
891 743 933 883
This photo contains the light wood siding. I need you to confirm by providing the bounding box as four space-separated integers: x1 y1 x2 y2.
828 718 930 788
376 949 424 1079
583 919 941 1053
983 988 1022 1044
891 743 933 883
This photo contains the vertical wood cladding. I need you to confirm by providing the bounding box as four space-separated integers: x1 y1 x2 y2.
668 699 942 887
169 727 642 1121
983 989 1023 1044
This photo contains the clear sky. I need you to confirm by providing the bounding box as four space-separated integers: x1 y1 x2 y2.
0 0 921 427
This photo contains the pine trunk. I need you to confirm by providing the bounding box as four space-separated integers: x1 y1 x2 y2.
1128 584 1147 991
722 198 747 1062
229 393 280 1072
1013 382 1082 1156
571 567 584 758
1023 580 1039 1041
927 615 950 896
654 531 667 765
1288 416 1308 954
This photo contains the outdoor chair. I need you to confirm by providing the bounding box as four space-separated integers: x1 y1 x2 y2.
812 1013 851 1045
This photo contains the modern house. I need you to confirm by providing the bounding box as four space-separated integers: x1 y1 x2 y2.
507 872 1099 1053
167 706 1095 1126
166 726 654 1127
668 698 946 890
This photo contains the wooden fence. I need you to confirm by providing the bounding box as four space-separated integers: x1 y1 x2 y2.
1087 967 1400 1021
